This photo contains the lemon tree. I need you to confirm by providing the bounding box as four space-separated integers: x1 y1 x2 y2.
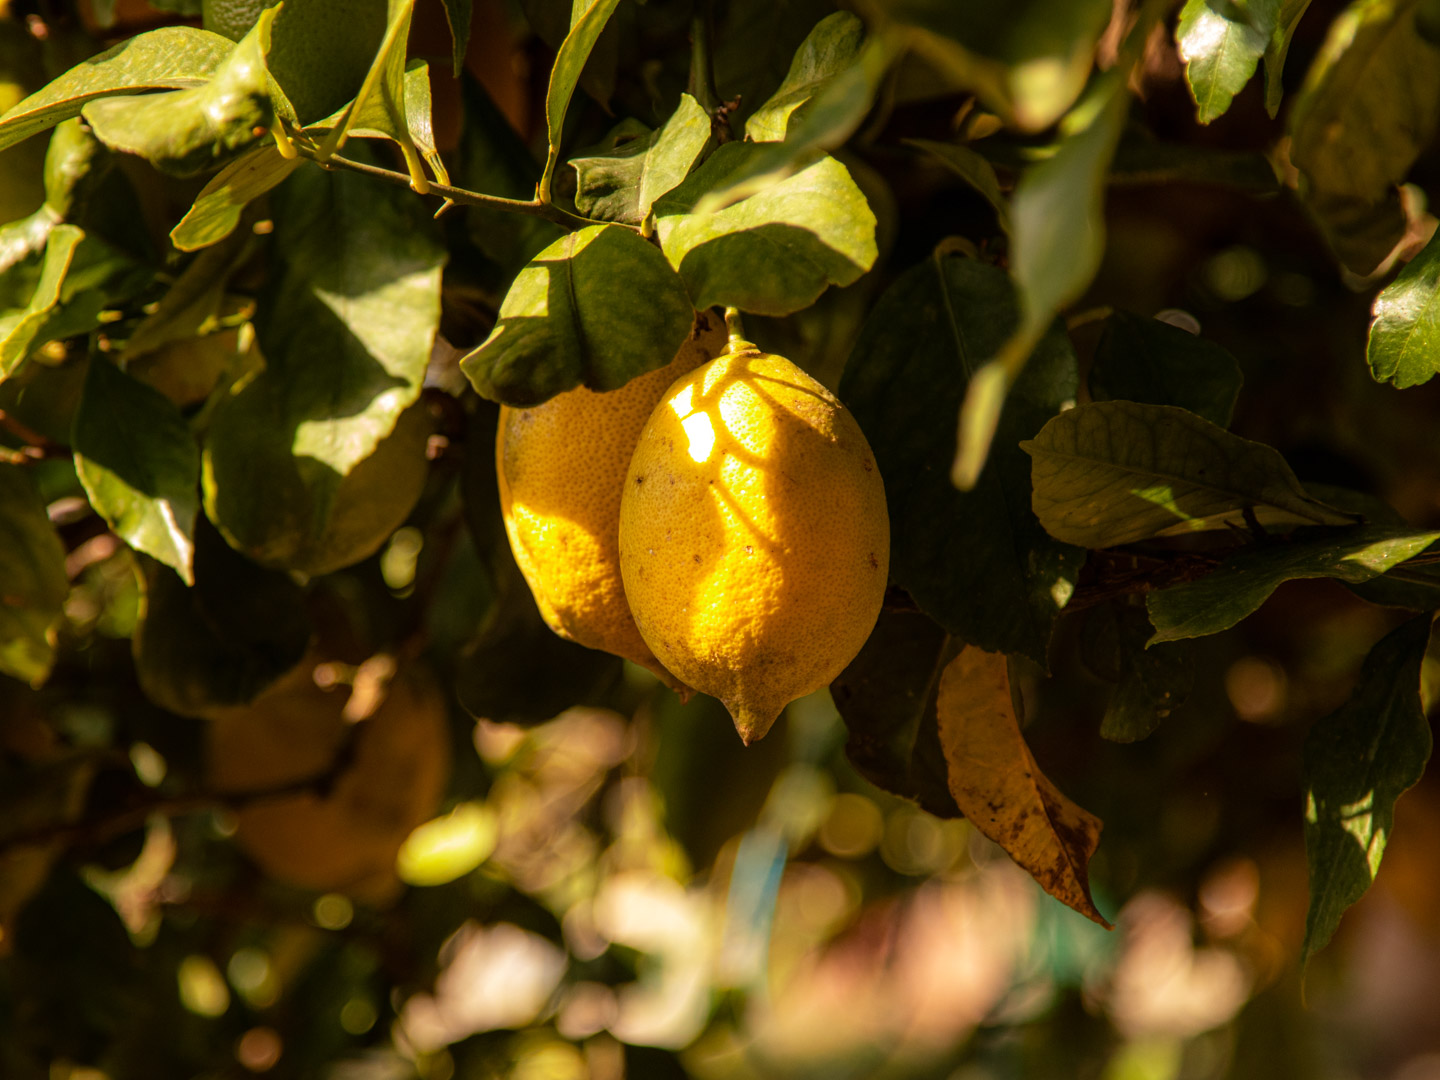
5 0 1440 1076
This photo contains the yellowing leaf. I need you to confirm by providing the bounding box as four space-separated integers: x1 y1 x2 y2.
936 646 1110 927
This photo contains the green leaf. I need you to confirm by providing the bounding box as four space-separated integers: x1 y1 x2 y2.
459 224 696 405
132 520 310 717
0 27 236 155
1263 0 1313 116
265 0 389 125
694 33 896 215
872 0 1113 131
540 0 624 199
841 253 1083 664
441 0 473 75
1146 524 1440 643
1022 400 1357 548
0 223 83 381
744 11 865 142
169 144 301 252
0 464 67 686
1176 0 1281 124
1367 225 1440 388
951 76 1127 490
1082 603 1192 742
831 608 963 819
121 231 249 362
655 143 877 316
1108 127 1280 192
80 6 276 178
1302 614 1433 964
1089 310 1243 427
72 359 201 583
570 95 711 226
1289 0 1440 275
905 139 1011 234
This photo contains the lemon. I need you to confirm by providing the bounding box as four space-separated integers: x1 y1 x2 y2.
618 341 889 743
206 657 451 901
496 312 726 689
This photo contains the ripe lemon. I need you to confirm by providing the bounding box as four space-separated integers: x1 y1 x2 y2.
496 312 726 689
618 341 889 743
207 657 451 901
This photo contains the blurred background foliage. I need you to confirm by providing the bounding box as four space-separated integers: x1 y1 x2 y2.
4 0 1440 1078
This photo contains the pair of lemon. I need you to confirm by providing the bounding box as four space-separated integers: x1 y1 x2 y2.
497 313 890 743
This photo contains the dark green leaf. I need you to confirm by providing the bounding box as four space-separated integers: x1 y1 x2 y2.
1147 523 1440 643
80 7 275 178
441 0 473 75
72 359 201 582
1176 0 1280 124
540 0 624 197
1263 0 1312 116
1089 310 1243 427
0 223 83 381
1108 128 1280 192
121 231 249 362
1289 0 1440 275
459 224 696 405
841 253 1083 664
0 27 235 154
905 139 1011 234
169 145 300 253
1367 225 1440 388
1085 603 1193 742
1302 614 1432 964
132 520 310 717
743 10 865 142
41 118 110 222
1023 400 1357 548
655 143 877 316
265 0 388 125
570 95 711 225
0 464 67 686
830 608 962 818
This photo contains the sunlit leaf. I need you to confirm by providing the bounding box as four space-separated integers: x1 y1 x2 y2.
1147 524 1440 643
540 0 625 198
570 96 711 226
655 143 877 316
1367 225 1440 388
1022 401 1357 548
80 6 276 178
842 253 1081 663
73 359 201 583
0 27 235 154
396 802 497 886
169 145 301 253
1302 614 1432 964
1176 0 1280 124
0 464 67 686
459 224 695 406
0 223 82 381
1089 310 1243 427
936 645 1110 926
745 11 865 142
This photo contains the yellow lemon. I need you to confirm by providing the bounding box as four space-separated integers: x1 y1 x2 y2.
618 341 889 743
207 657 451 901
496 312 726 689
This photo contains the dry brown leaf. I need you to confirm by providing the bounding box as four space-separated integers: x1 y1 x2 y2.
937 646 1112 928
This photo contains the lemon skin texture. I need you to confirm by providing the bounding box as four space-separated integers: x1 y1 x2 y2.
206 659 451 902
496 313 726 689
618 345 889 743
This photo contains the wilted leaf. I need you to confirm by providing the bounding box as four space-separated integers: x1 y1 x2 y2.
936 645 1110 926
1023 400 1356 548
1263 0 1313 115
655 143 877 316
0 27 235 154
1367 225 1440 388
842 253 1082 664
540 0 625 196
72 359 201 583
80 6 275 178
1176 0 1280 124
570 96 711 225
905 139 1011 233
460 224 695 405
1089 310 1243 427
132 520 310 717
0 465 67 686
1302 614 1432 964
1289 0 1440 274
831 608 962 818
745 11 865 142
170 145 301 253
1147 523 1440 643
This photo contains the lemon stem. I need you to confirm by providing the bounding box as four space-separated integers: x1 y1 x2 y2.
723 307 753 354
